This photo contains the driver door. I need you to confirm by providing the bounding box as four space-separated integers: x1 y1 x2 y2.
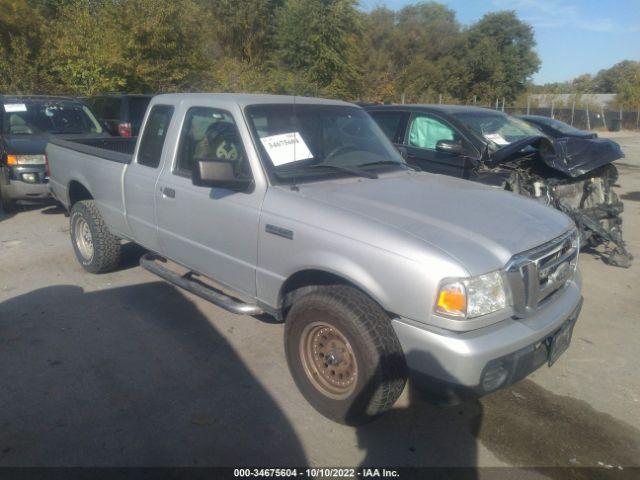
403 113 474 178
155 106 262 297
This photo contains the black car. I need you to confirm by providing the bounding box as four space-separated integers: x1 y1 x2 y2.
518 115 598 139
82 94 152 137
365 104 631 267
0 95 107 213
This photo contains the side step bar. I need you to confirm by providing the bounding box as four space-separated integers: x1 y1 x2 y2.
140 253 263 316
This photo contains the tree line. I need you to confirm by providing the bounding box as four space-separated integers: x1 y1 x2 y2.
1 0 546 103
533 61 640 109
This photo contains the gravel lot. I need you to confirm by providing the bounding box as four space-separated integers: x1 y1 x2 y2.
1 133 639 470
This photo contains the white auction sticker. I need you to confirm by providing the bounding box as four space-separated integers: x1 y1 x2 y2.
484 133 510 145
3 103 27 113
260 132 313 166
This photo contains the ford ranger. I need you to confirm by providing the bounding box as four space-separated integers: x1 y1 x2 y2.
47 94 583 425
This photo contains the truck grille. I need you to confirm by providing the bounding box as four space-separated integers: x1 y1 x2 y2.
506 229 579 317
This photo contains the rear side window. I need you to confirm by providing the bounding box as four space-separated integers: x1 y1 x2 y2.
369 111 404 142
129 97 151 124
102 99 122 119
137 105 174 168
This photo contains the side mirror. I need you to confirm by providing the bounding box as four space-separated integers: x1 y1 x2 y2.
435 140 464 155
396 146 408 160
192 159 253 192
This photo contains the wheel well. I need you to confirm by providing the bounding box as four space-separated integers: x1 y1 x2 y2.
279 269 370 317
68 181 93 207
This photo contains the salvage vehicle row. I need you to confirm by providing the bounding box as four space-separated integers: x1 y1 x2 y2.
366 105 631 267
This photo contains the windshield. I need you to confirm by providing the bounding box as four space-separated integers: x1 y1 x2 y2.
245 104 405 183
2 100 103 135
453 111 543 150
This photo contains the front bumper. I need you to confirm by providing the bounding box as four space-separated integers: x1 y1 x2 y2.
4 179 50 201
1 166 50 201
392 277 583 399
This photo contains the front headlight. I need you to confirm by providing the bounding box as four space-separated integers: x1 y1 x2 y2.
435 270 508 319
7 154 47 165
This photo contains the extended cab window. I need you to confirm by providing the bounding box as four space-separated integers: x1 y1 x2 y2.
137 105 174 168
175 107 250 178
408 115 457 150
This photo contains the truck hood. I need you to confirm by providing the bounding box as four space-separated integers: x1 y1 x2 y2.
3 135 49 155
296 171 573 274
489 135 624 178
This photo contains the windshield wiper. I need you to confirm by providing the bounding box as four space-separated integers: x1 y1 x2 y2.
306 163 378 179
358 160 419 171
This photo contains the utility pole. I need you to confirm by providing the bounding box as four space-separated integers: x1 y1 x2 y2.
601 106 607 129
501 97 505 112
495 98 499 110
586 103 591 130
473 95 477 104
401 92 405 105
526 96 530 115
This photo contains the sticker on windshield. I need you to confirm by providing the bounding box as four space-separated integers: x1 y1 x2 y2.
483 133 510 145
3 103 27 113
260 132 313 166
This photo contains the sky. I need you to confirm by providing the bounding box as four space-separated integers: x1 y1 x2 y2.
359 0 640 84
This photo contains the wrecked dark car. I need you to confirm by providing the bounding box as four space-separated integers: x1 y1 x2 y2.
366 105 631 267
518 115 598 139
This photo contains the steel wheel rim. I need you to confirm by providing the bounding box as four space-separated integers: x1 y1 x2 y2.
74 216 94 261
299 322 358 400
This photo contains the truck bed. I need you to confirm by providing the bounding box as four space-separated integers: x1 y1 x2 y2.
47 136 137 240
48 136 137 164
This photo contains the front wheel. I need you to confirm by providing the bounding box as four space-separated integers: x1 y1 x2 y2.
0 187 16 214
285 286 407 425
70 200 121 273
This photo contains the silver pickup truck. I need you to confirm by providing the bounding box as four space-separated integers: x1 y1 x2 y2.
48 93 583 425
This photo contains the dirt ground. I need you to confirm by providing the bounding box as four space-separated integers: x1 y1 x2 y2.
0 132 639 471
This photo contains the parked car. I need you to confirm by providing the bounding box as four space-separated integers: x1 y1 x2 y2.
518 115 598 139
48 94 583 424
366 105 631 267
82 94 153 137
0 95 107 213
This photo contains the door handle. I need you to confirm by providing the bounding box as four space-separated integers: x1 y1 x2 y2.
161 187 175 199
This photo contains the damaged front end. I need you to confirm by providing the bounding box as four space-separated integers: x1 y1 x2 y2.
485 136 633 268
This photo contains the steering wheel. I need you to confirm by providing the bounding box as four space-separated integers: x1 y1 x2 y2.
324 144 360 161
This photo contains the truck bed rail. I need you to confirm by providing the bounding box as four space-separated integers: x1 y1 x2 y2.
47 136 136 164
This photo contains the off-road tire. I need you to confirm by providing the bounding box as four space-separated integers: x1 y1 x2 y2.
285 286 407 425
70 200 121 273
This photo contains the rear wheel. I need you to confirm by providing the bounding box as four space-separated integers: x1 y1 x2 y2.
285 286 407 425
70 200 121 273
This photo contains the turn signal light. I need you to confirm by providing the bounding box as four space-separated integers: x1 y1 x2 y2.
435 282 466 317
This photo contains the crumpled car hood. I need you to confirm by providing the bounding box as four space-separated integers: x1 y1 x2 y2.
488 135 625 178
297 171 573 273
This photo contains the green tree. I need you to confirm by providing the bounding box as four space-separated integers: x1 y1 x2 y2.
204 0 283 63
461 11 540 102
0 0 53 93
48 0 212 95
354 7 397 102
274 0 361 98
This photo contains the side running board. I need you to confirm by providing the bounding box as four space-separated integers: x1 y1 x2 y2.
140 253 263 316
